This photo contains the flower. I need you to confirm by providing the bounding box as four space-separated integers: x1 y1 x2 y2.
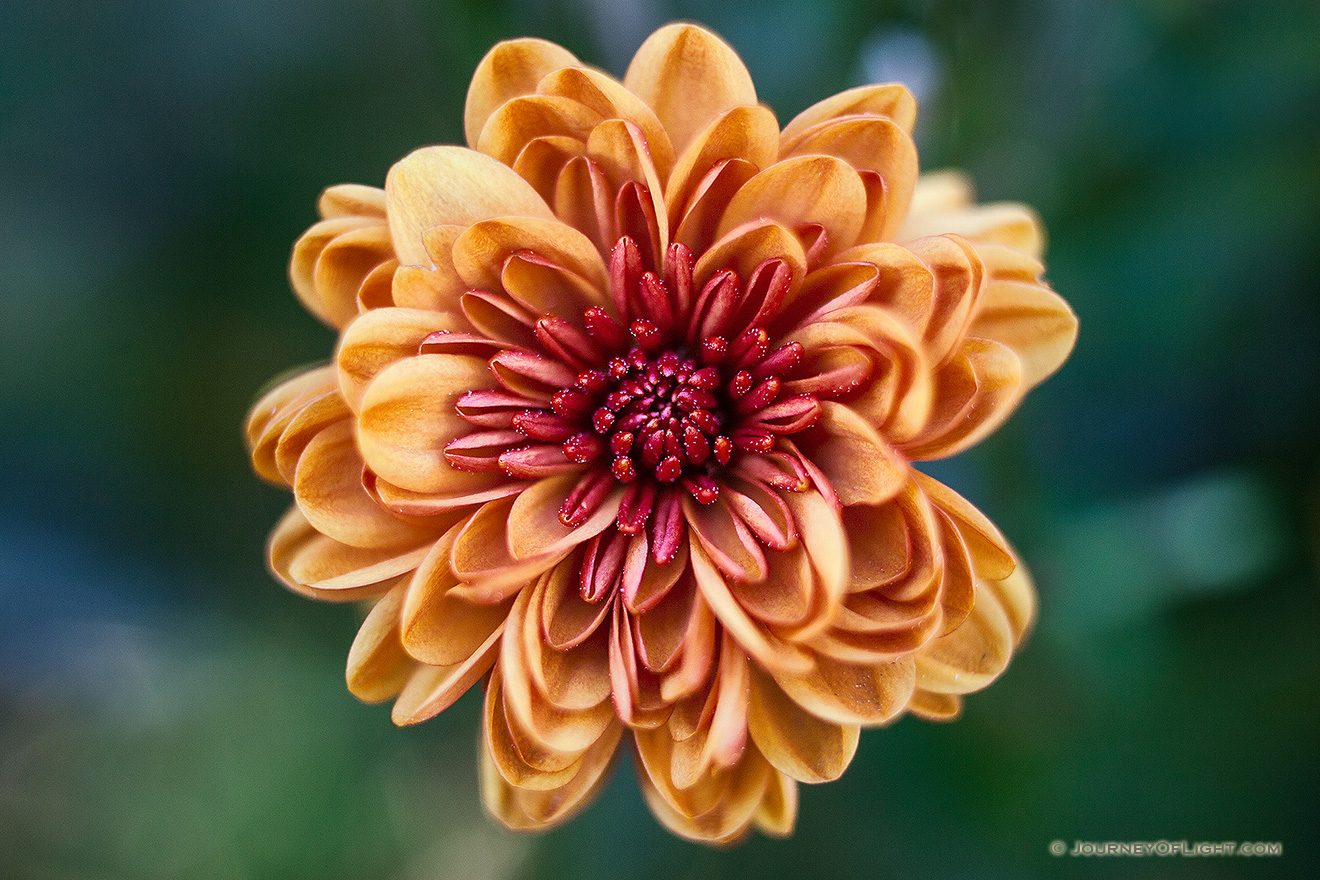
245 23 1076 844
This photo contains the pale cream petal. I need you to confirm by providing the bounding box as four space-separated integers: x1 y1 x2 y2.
748 665 859 783
465 37 582 148
780 83 918 144
346 581 414 702
356 353 498 494
385 146 554 266
624 23 757 160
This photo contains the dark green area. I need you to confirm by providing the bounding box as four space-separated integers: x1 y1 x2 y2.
1 0 1316 877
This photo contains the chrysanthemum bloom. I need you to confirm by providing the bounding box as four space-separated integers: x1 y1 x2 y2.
246 23 1075 844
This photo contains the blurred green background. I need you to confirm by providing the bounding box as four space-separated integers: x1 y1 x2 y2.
2 0 1317 877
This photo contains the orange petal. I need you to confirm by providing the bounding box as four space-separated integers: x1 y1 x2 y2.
748 665 859 783
969 245 1078 389
385 146 554 266
798 401 907 506
401 526 514 666
780 83 918 144
753 768 798 837
449 495 564 602
389 622 503 725
346 581 414 702
451 217 610 314
507 474 622 562
899 337 1022 460
485 668 583 789
293 420 437 549
500 590 615 752
778 115 917 241
318 183 387 220
772 653 916 726
624 23 758 159
665 105 779 232
715 156 868 260
689 542 812 678
539 67 676 180
335 307 467 412
692 221 808 298
913 577 1016 695
480 714 622 830
477 95 602 167
912 471 1016 581
356 353 497 494
899 171 1044 257
247 365 338 485
464 37 581 148
290 215 386 328
907 689 962 721
268 506 430 600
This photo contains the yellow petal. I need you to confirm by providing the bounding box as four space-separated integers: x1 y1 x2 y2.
346 582 414 702
356 353 497 494
748 665 859 783
385 146 554 266
465 37 582 148
780 83 918 144
624 23 758 158
753 768 798 837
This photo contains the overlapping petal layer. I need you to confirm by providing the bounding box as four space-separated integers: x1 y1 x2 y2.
247 22 1075 844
